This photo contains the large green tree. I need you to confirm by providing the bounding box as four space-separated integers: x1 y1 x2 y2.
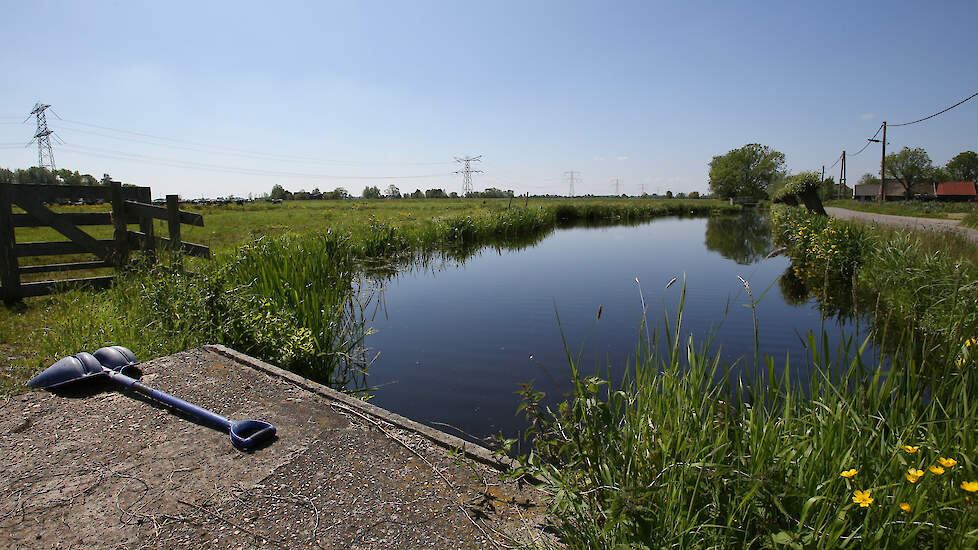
708 144 786 199
884 147 933 199
946 151 978 182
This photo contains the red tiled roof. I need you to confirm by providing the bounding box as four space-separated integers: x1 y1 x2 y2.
936 181 977 196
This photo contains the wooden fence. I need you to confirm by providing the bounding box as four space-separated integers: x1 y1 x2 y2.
0 182 209 303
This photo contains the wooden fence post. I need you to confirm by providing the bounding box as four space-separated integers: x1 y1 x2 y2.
0 183 21 303
138 187 155 262
166 195 183 269
166 195 181 249
109 182 129 265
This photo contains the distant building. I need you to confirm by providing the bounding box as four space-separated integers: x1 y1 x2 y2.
852 179 935 201
936 181 977 201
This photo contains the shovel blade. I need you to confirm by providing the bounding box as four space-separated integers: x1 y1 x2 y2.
27 352 105 389
92 346 138 374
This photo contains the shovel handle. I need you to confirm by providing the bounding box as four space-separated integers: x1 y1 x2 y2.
104 369 230 430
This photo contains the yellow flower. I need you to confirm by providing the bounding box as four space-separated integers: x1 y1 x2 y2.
938 457 957 468
962 481 978 493
852 490 873 507
899 502 911 513
840 469 858 479
906 468 924 483
929 465 945 475
901 445 919 454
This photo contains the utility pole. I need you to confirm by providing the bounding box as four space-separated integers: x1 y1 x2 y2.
880 121 887 202
868 121 887 201
610 177 622 196
29 103 56 171
564 171 580 197
454 156 483 196
639 183 646 196
839 150 847 199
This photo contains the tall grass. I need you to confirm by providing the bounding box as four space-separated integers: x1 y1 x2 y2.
512 282 978 549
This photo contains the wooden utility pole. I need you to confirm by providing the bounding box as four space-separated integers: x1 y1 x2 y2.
879 121 887 202
839 150 847 199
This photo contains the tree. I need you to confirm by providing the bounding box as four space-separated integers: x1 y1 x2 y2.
425 188 447 199
857 173 881 187
708 143 786 199
410 189 424 199
384 184 401 198
332 187 349 200
270 184 288 200
665 190 673 198
946 151 978 182
362 185 382 199
885 147 933 199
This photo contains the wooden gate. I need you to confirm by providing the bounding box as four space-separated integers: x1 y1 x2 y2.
0 182 209 302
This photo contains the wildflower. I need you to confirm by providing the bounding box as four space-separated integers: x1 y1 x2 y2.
929 465 945 475
901 445 919 454
840 469 858 479
938 457 957 468
852 490 873 507
962 481 978 493
906 468 924 483
899 502 911 513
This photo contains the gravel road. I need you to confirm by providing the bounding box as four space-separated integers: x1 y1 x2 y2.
825 207 978 243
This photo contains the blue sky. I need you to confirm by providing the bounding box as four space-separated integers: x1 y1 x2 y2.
1 1 976 198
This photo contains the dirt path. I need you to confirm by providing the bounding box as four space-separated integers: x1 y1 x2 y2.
825 207 978 243
0 345 545 549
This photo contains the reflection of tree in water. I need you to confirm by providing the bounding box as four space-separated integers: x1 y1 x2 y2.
776 263 875 326
704 211 773 265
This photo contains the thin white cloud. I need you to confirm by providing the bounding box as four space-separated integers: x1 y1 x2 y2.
860 113 875 120
615 155 629 161
593 156 606 161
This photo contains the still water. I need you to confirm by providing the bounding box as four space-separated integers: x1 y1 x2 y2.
362 212 869 443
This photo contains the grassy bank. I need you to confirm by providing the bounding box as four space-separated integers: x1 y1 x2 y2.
825 199 977 220
769 205 978 356
1 198 736 395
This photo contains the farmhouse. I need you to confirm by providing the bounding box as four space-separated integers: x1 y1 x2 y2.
852 179 935 201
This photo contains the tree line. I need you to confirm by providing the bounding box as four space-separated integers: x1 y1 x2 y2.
0 166 115 186
708 144 978 200
269 183 517 200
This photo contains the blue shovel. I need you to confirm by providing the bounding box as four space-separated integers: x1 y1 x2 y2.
27 346 276 451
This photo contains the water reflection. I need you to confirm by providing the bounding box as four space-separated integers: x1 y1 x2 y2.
704 211 774 265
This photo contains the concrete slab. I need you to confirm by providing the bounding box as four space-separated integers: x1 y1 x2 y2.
0 346 545 549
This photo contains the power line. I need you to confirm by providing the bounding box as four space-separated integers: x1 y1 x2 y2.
827 151 844 170
58 143 456 180
46 116 456 166
890 89 978 127
848 122 885 157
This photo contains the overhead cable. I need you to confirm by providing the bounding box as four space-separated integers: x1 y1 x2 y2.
58 144 456 180
890 89 978 127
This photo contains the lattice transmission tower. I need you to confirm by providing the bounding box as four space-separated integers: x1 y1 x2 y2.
455 155 483 196
564 171 580 197
29 103 57 171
